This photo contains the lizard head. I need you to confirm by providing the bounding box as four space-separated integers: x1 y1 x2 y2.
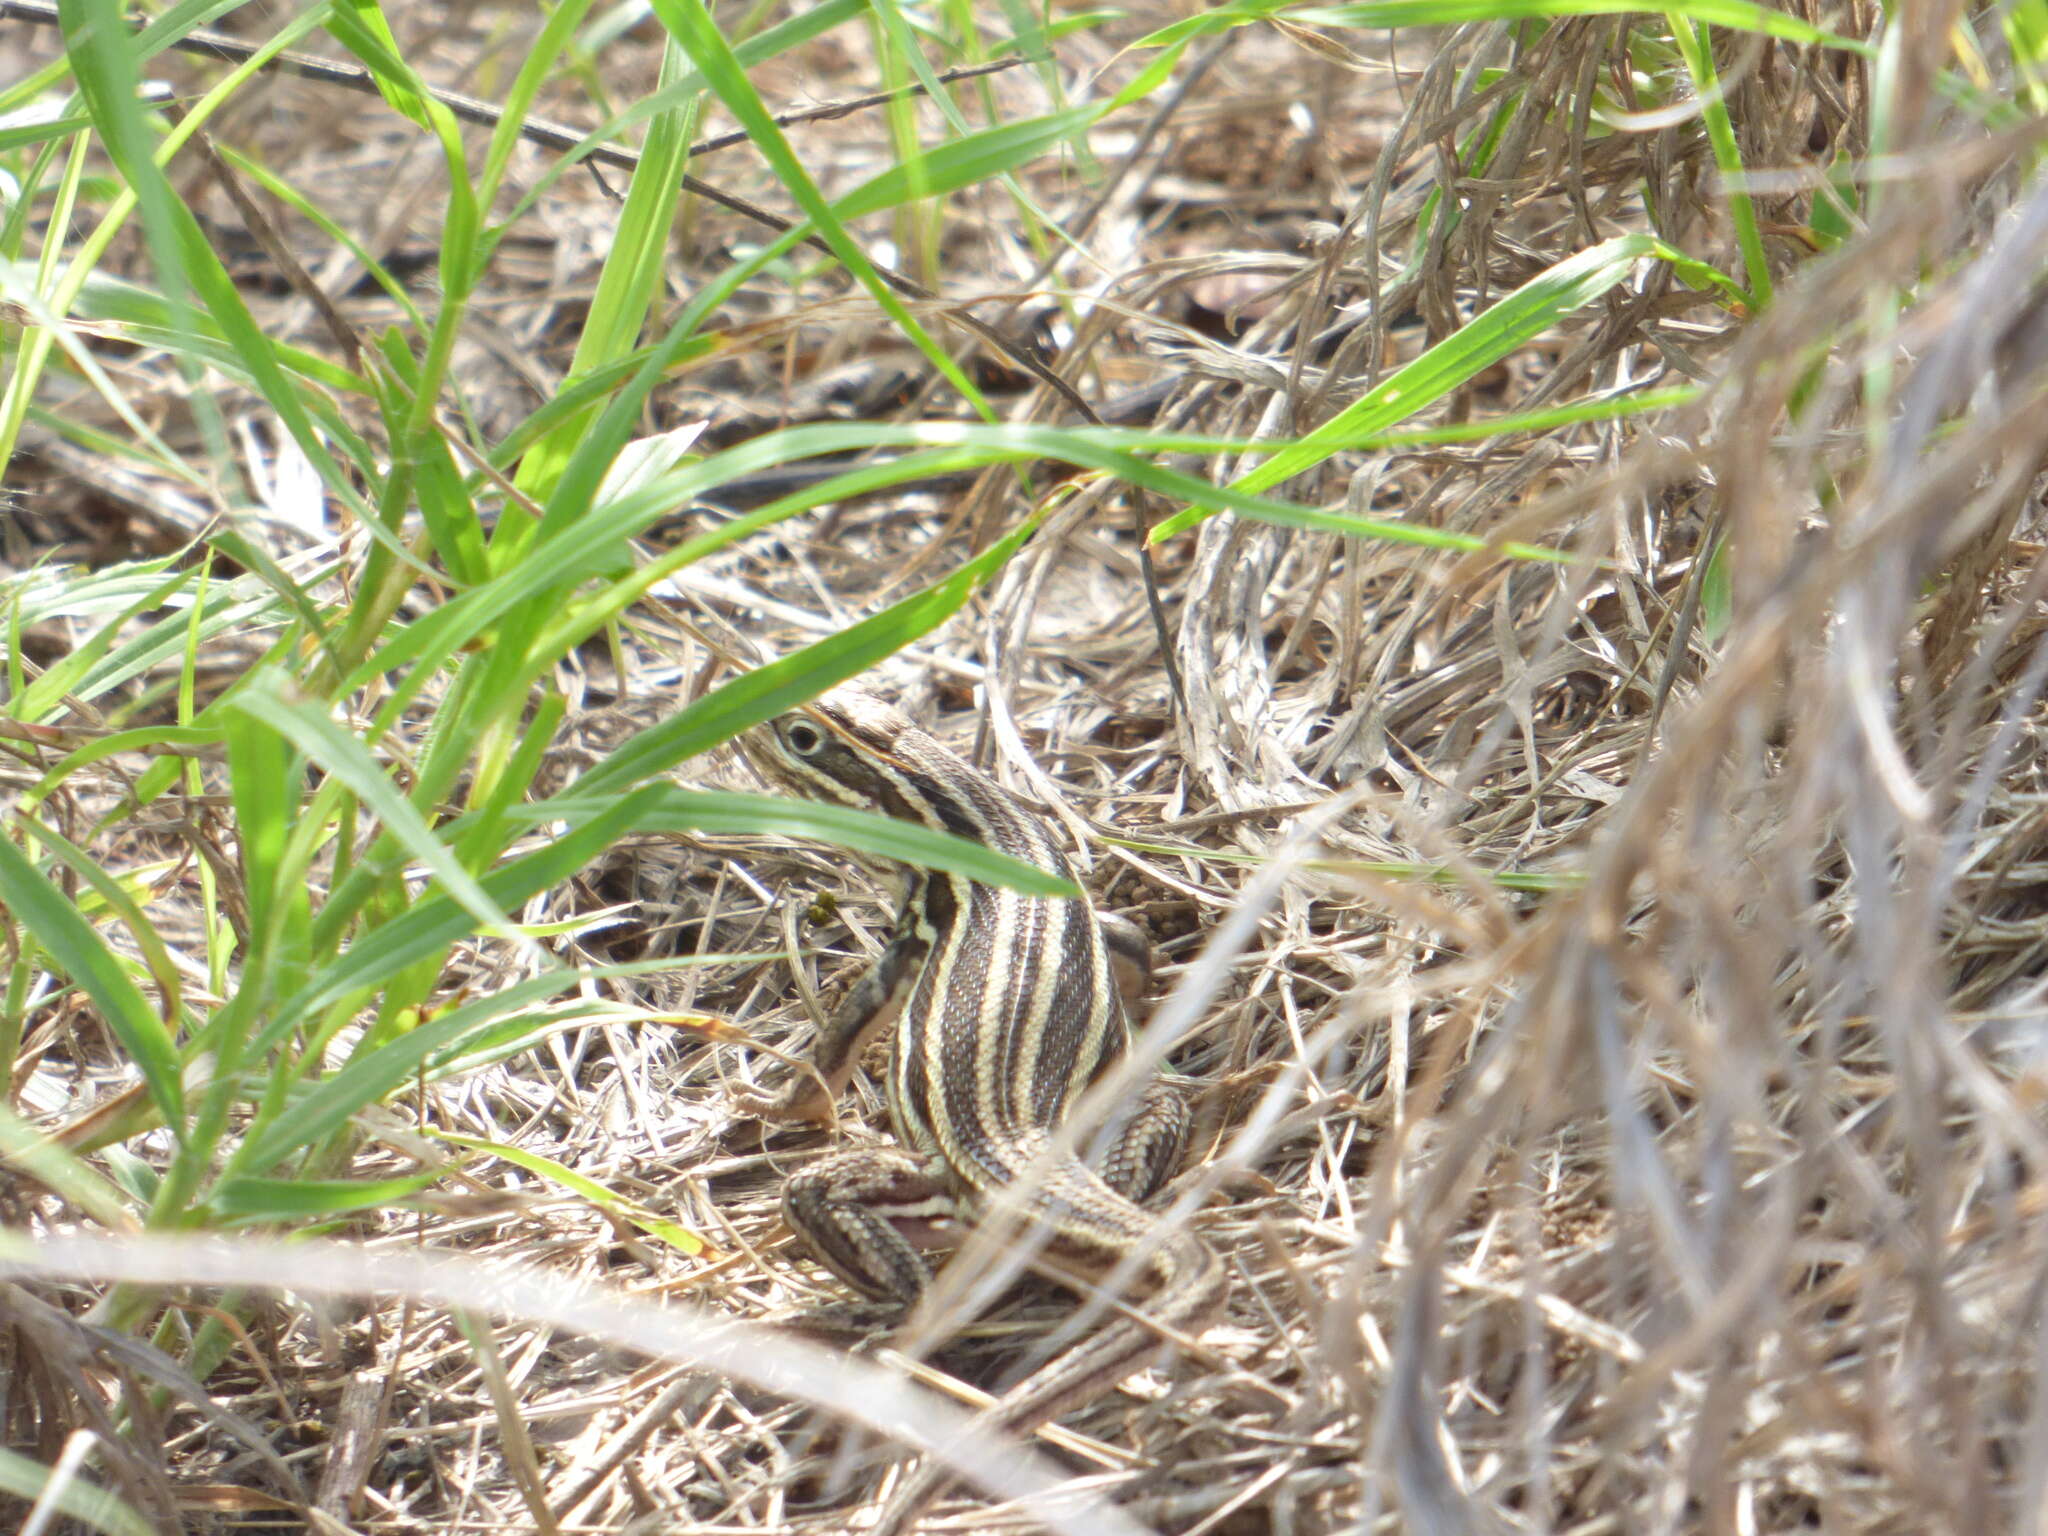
740 686 936 818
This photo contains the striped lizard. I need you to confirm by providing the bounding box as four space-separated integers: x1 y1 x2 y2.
737 686 1223 1533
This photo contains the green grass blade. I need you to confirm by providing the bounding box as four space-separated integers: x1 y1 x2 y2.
431 1131 709 1255
236 962 742 1170
1146 0 1870 53
54 0 378 523
13 819 185 1025
1151 233 1729 539
226 673 538 955
211 1171 443 1221
646 0 992 418
0 829 183 1130
268 798 652 1039
0 261 369 392
0 1446 152 1536
0 1104 140 1229
568 511 1042 797
57 0 225 464
828 103 1108 222
1669 15 1768 308
530 789 1081 899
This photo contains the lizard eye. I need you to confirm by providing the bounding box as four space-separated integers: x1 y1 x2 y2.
784 720 824 756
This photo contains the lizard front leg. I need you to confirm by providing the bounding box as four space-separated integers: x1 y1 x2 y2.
737 917 925 1126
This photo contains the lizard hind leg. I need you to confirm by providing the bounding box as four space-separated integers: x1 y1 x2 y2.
1093 1083 1192 1206
781 1144 960 1316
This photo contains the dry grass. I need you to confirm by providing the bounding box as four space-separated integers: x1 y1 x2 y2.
6 1 2048 1532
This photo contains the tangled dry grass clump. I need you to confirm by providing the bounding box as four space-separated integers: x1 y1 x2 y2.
5 0 2048 1531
